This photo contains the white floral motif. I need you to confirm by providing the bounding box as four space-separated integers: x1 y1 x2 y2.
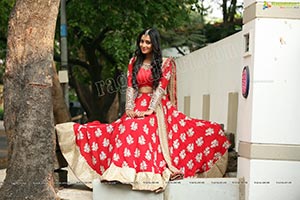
208 159 214 168
145 150 151 161
99 151 107 160
106 125 113 133
205 128 214 136
187 128 195 137
196 121 205 126
92 156 97 165
95 128 102 137
140 161 147 170
173 157 179 165
187 143 194 153
87 131 91 139
211 139 219 148
109 144 113 152
172 110 179 117
143 124 149 134
124 148 131 157
170 147 174 155
100 166 105 174
166 101 172 109
126 135 134 145
180 167 185 174
134 148 140 158
148 143 153 152
195 153 202 163
77 131 84 140
122 161 128 167
159 160 166 167
102 138 110 147
218 129 225 136
149 118 155 126
165 71 171 80
214 152 222 160
118 124 126 134
179 119 186 127
204 147 210 156
141 99 147 107
131 122 138 131
157 145 162 154
152 133 156 143
138 135 146 145
113 153 120 161
223 141 231 149
116 139 122 148
107 158 111 166
187 160 194 170
92 142 99 151
168 116 172 124
154 151 157 162
84 143 90 153
196 137 204 147
173 139 180 149
168 131 173 140
180 133 186 142
172 124 178 133
179 150 186 160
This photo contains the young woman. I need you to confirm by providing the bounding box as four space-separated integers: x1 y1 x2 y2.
56 28 230 192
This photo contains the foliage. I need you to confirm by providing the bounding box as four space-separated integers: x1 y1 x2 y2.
0 0 15 84
59 0 198 72
203 0 243 43
54 0 199 121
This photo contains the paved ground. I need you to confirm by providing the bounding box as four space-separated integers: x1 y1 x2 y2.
0 167 92 200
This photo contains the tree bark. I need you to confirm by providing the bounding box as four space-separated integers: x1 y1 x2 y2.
52 62 71 124
0 0 60 199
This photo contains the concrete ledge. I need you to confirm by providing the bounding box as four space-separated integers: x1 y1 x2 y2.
93 178 240 200
243 2 300 24
93 179 163 200
239 141 300 161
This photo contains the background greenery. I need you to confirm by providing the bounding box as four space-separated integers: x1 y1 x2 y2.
0 0 242 121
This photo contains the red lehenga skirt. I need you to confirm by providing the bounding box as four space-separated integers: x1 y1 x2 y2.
56 93 230 192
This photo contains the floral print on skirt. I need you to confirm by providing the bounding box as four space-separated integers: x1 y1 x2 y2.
71 92 230 191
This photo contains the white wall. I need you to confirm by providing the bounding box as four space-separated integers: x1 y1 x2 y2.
176 32 243 130
238 18 300 145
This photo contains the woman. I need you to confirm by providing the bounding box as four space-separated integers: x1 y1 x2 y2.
56 28 230 192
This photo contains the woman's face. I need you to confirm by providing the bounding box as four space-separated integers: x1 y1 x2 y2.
139 34 153 55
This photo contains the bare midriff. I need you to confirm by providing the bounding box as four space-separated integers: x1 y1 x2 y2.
138 86 153 94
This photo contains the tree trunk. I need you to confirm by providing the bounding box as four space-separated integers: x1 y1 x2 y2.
52 62 71 124
0 0 60 199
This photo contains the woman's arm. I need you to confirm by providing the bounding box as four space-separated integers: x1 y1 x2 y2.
148 57 173 111
125 57 137 117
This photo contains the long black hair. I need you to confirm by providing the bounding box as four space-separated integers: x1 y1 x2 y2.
132 28 163 90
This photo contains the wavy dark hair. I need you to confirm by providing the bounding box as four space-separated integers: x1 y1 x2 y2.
132 28 163 90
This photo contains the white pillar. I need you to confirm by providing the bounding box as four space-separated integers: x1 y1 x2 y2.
238 1 300 199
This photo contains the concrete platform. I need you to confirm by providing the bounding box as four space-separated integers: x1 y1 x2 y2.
93 177 242 200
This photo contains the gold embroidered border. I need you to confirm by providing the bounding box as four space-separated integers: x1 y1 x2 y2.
56 122 100 188
156 104 181 175
56 122 172 191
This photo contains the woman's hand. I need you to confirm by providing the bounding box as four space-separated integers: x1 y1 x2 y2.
136 109 154 118
126 110 136 118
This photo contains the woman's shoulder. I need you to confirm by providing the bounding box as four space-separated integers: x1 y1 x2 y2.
162 57 175 67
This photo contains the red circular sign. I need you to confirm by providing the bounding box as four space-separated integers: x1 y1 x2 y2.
242 66 250 98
